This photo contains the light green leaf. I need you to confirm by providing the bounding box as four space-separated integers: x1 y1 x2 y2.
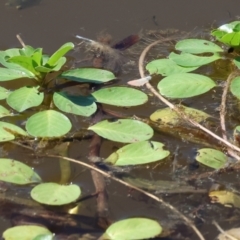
157 73 216 98
33 234 53 240
104 218 162 240
36 57 66 73
3 226 51 240
31 183 81 205
32 48 43 66
169 52 221 67
61 68 116 84
0 158 41 184
4 48 21 57
146 59 197 76
0 121 28 142
0 105 11 118
175 39 223 54
0 67 32 81
0 86 9 100
105 141 169 166
46 42 74 67
89 119 153 143
26 110 72 137
196 148 227 169
150 106 210 125
7 86 44 112
92 87 148 106
53 92 97 117
230 76 240 99
19 45 36 56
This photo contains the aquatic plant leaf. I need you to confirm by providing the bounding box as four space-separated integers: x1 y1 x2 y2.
196 148 227 169
150 106 210 125
89 119 153 143
230 76 240 99
19 45 36 56
0 158 41 184
4 48 21 57
146 59 197 76
169 52 221 67
103 218 162 240
221 32 240 46
31 48 43 66
33 234 53 240
105 141 169 166
0 86 9 100
61 68 116 84
53 92 97 117
8 55 40 76
175 39 223 54
26 110 72 137
92 87 148 106
0 67 32 81
158 73 216 98
0 105 11 118
7 86 44 112
46 42 74 67
31 183 81 205
3 225 52 240
0 121 28 142
209 190 240 208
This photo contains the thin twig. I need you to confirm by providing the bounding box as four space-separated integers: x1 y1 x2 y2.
220 71 240 161
212 220 238 240
16 34 26 47
138 38 240 155
47 154 205 240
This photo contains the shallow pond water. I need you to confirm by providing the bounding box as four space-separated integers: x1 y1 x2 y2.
1 1 240 239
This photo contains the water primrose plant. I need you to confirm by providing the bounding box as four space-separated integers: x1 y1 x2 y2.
1 20 240 239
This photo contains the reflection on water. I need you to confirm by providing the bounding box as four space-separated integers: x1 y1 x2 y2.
5 0 41 9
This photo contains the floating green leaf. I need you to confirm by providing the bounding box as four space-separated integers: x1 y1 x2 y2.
26 110 72 137
105 141 169 166
61 68 116 84
196 148 227 169
230 76 240 99
169 52 221 67
0 121 28 142
150 106 210 125
92 87 148 106
0 86 9 100
7 86 44 112
175 39 223 54
89 119 153 143
3 225 52 240
53 92 97 117
46 42 74 67
146 59 197 76
104 218 162 240
0 105 11 118
33 234 53 240
0 158 41 184
0 67 32 81
158 73 216 98
31 183 81 205
19 45 36 56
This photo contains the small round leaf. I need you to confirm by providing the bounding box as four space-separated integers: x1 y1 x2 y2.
0 86 9 100
230 76 240 99
31 183 81 205
0 105 11 118
26 110 72 137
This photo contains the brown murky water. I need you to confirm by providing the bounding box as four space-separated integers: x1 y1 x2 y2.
1 1 240 239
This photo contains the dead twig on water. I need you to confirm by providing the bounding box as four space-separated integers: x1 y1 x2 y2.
47 154 205 240
212 220 238 240
16 34 25 47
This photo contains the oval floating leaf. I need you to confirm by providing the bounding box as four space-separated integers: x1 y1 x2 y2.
104 218 162 240
3 225 52 240
0 105 11 118
31 183 81 205
26 110 72 137
0 67 32 81
150 106 210 125
146 59 197 76
230 76 240 99
196 148 227 169
61 68 116 84
0 158 41 184
0 86 9 100
92 87 148 107
158 73 216 98
7 86 44 112
53 92 97 117
89 119 153 143
105 141 169 166
0 121 28 142
169 52 221 67
175 39 223 54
